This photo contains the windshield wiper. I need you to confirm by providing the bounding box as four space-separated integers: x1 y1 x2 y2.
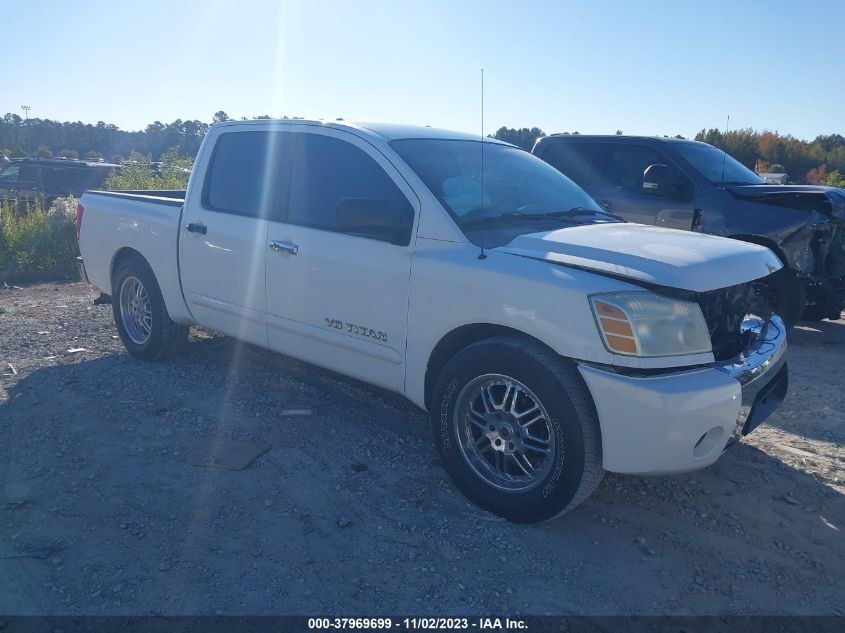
461 207 617 230
719 180 758 187
544 207 611 218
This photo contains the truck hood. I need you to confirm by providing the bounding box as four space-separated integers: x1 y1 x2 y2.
495 223 783 292
727 184 845 220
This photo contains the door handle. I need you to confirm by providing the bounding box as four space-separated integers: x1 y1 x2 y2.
270 240 299 255
185 222 207 235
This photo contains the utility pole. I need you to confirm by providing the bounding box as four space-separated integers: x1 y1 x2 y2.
21 105 30 121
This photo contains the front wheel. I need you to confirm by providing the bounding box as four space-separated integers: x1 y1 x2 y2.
112 255 187 361
431 335 604 523
765 267 805 329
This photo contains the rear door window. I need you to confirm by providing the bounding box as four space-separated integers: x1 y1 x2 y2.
203 131 291 219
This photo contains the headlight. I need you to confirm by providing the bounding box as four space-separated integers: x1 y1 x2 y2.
589 292 712 357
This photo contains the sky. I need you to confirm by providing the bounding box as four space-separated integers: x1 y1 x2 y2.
3 0 843 140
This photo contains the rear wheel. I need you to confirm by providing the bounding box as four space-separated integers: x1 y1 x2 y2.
431 335 603 523
112 256 187 361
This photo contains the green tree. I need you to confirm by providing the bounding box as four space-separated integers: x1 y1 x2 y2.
36 145 53 158
58 149 79 159
213 111 231 124
822 169 845 188
103 148 192 190
492 126 546 150
85 150 103 161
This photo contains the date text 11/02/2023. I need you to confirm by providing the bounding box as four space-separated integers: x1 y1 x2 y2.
307 617 528 629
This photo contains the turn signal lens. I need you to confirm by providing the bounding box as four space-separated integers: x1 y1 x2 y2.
590 292 712 357
593 299 638 354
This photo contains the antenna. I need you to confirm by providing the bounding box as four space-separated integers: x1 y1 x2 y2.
478 68 487 260
719 114 730 188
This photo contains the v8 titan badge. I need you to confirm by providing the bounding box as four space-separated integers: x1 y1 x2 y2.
326 317 388 343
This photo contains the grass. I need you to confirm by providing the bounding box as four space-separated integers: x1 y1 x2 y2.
0 197 79 281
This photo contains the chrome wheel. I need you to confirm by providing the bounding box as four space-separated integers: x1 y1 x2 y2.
453 374 557 492
119 275 152 345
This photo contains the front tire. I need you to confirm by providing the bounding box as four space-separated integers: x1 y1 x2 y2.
112 255 187 361
431 335 603 523
766 267 805 329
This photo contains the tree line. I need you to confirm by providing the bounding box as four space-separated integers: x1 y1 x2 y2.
1 112 842 186
0 111 246 164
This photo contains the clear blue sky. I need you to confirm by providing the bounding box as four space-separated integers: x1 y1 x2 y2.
4 0 843 140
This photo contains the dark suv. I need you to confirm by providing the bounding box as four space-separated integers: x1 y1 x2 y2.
532 135 845 326
0 158 119 210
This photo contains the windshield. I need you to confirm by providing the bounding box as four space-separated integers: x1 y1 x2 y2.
674 143 764 186
391 139 617 240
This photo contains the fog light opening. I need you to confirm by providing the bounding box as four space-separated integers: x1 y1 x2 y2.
693 427 726 459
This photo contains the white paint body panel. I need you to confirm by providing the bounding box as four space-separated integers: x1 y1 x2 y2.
498 223 783 292
578 364 742 474
77 119 786 477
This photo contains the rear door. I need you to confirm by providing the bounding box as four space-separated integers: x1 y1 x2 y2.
179 124 292 345
265 128 417 392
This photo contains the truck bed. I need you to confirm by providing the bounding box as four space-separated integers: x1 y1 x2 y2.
78 188 192 323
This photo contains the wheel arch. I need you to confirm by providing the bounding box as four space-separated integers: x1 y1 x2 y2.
110 247 148 287
424 323 558 410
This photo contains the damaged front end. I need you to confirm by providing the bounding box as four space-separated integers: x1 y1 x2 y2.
661 274 789 437
658 275 775 361
726 185 845 318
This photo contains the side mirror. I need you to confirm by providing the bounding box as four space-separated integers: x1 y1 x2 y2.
642 164 685 197
336 197 414 246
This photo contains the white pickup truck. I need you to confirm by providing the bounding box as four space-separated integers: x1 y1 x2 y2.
77 120 788 523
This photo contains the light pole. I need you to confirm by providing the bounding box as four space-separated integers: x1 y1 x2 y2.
21 105 30 121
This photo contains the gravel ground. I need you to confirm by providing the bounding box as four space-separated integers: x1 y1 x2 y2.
1 282 843 616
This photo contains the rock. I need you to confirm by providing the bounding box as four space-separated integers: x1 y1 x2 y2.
337 518 352 528
351 463 368 473
158 561 171 571
635 536 646 545
783 494 800 506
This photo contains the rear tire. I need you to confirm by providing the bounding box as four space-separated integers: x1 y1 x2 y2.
112 256 188 361
430 335 603 523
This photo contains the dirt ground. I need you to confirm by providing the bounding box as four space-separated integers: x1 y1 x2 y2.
0 282 843 616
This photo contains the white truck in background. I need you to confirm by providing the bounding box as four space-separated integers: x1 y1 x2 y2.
77 120 788 523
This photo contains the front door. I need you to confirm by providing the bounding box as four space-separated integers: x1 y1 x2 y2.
589 143 695 230
265 128 418 392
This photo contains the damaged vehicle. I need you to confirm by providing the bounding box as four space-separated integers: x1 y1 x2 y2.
77 120 788 523
532 135 845 326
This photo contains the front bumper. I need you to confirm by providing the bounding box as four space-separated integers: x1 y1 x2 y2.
578 315 788 475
